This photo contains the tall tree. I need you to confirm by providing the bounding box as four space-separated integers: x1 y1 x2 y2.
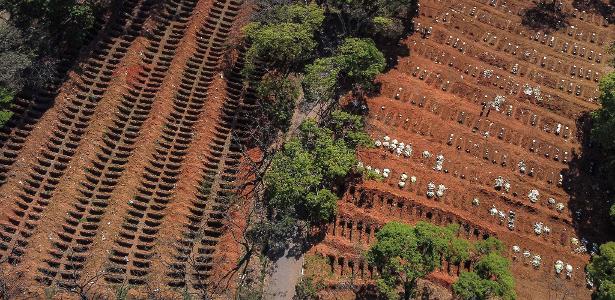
0 23 33 92
256 72 301 131
587 242 615 300
336 37 385 87
322 0 417 37
591 72 615 179
452 252 516 300
366 221 471 300
243 3 325 75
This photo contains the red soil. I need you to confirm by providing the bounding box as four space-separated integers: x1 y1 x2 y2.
309 0 615 299
0 0 252 298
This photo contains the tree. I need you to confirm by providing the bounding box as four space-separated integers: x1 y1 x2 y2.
366 221 471 300
247 214 297 255
596 280 615 300
264 118 358 222
587 242 615 300
336 37 386 87
591 72 615 179
474 236 505 256
328 110 371 148
302 37 385 103
0 23 33 91
0 88 14 127
0 23 34 127
370 16 405 40
521 1 570 32
1 0 101 49
322 0 417 37
264 139 322 213
302 57 342 103
0 0 100 128
610 203 615 225
294 276 320 300
244 22 317 74
452 253 516 300
304 189 338 223
304 126 356 181
263 3 325 31
473 252 516 300
259 113 368 252
243 3 325 75
453 271 499 300
451 236 515 300
592 72 615 151
256 72 300 131
447 238 473 264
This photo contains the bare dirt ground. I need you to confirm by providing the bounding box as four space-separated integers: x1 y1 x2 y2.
309 0 615 299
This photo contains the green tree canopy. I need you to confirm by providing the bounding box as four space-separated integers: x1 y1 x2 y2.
264 139 323 214
366 221 472 300
328 110 371 148
453 271 499 300
591 72 615 179
371 16 404 40
323 0 417 37
256 72 300 131
474 236 505 256
1 0 101 48
0 23 33 91
298 120 356 181
452 252 516 300
336 37 386 86
264 3 325 31
588 242 615 300
474 252 516 299
244 22 317 74
302 57 342 103
264 115 363 225
258 112 367 252
596 280 615 300
243 3 325 75
0 87 15 126
302 37 385 103
592 73 615 151
304 189 338 223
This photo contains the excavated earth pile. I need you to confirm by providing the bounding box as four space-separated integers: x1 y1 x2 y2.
311 0 615 299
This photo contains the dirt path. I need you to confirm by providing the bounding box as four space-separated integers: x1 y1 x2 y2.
265 248 305 300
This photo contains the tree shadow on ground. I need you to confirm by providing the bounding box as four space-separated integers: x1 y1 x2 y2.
561 112 615 248
572 0 615 23
521 1 571 32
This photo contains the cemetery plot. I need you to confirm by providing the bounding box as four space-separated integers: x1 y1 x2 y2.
310 0 614 299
